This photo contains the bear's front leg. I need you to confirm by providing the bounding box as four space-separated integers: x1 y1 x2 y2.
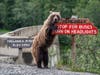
43 50 48 68
37 49 43 68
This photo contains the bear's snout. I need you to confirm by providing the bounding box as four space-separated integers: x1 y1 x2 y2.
53 16 59 23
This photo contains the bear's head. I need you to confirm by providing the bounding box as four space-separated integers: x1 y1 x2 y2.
48 11 61 24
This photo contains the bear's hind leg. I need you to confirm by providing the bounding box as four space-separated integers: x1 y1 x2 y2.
31 50 37 66
43 50 48 68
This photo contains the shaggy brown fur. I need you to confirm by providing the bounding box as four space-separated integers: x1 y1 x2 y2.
31 11 61 68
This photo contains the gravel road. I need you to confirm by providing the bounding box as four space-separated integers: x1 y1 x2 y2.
0 63 98 75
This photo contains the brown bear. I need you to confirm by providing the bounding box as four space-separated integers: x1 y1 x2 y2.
31 11 61 68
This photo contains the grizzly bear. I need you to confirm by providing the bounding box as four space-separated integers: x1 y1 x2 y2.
31 11 61 68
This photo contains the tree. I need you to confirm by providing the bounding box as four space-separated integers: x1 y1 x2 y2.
0 2 6 29
74 0 100 28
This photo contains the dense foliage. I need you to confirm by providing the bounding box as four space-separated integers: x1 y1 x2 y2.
60 33 100 73
0 0 100 74
74 0 100 28
0 0 77 30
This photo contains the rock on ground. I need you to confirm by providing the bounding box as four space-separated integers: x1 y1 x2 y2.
0 63 98 75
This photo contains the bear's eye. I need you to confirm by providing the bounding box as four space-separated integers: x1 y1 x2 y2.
52 15 59 17
56 15 60 20
52 15 55 17
51 15 56 19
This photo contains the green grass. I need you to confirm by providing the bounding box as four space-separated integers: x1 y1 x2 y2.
0 29 10 34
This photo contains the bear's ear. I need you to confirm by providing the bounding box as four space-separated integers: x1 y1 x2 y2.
49 11 53 14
